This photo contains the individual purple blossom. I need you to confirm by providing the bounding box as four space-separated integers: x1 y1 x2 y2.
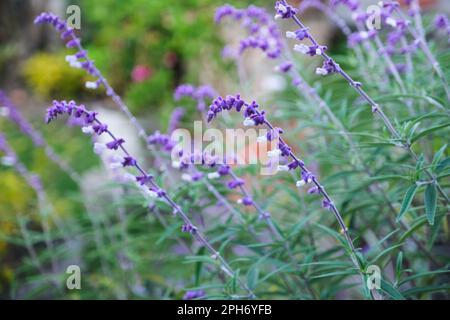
122 156 137 167
93 123 108 135
183 290 205 300
277 61 293 73
106 138 125 150
238 196 254 206
227 178 245 189
434 14 449 30
181 223 197 234
274 1 297 19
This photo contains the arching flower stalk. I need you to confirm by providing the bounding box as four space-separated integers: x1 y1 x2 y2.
0 90 80 182
0 133 58 275
207 95 367 288
34 12 172 181
275 0 450 205
45 100 255 298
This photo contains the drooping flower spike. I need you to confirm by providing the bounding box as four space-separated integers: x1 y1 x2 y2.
0 91 80 182
207 94 363 271
215 5 283 59
275 0 450 205
174 84 217 112
44 100 255 298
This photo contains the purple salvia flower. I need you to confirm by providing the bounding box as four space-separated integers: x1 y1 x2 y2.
167 107 185 134
238 197 254 206
93 123 108 135
227 178 244 189
106 138 125 150
434 14 449 30
122 156 137 167
216 5 283 59
44 100 254 297
183 290 205 300
274 1 297 19
181 223 197 234
277 61 293 73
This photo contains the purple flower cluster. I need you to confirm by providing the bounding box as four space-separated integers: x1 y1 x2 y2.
434 14 450 38
274 1 297 19
167 107 185 134
174 84 217 112
216 5 283 59
45 100 253 297
34 13 101 89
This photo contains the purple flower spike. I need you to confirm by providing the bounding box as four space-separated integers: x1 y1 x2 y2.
106 138 125 150
216 5 283 59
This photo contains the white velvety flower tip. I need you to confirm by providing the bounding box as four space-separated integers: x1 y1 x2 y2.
257 135 267 143
386 18 397 27
181 173 193 182
142 187 158 199
85 81 98 89
93 142 106 155
294 44 309 54
81 126 94 134
171 161 181 169
277 165 289 172
286 31 296 39
315 67 328 76
0 107 10 117
296 180 306 187
207 172 220 180
70 61 82 69
243 117 256 126
122 172 136 183
65 55 77 63
1 156 15 166
267 149 282 158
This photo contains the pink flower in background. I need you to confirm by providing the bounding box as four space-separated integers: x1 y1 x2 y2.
131 64 152 83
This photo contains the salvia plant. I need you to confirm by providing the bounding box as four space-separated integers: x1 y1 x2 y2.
0 0 449 300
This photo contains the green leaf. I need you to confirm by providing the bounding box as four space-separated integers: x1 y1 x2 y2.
410 122 450 144
432 144 447 171
379 279 405 300
395 252 403 283
397 184 419 222
424 183 437 225
436 157 450 173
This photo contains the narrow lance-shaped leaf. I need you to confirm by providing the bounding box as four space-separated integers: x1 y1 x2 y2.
397 184 419 222
424 183 437 225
